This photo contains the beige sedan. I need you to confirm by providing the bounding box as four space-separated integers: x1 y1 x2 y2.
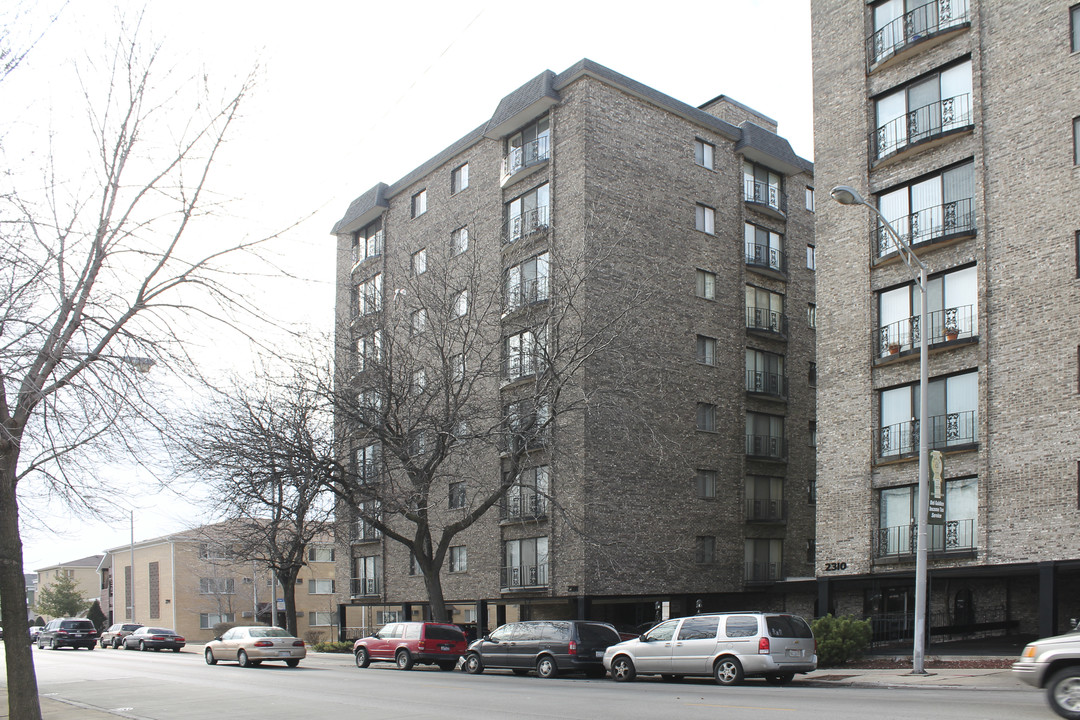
204 626 306 668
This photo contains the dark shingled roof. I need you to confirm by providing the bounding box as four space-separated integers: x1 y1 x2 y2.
332 59 812 235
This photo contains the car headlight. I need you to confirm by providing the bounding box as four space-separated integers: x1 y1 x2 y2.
1020 645 1037 660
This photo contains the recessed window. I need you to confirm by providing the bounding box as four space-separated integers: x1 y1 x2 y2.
696 403 717 432
453 290 468 318
695 204 716 234
506 253 550 310
1072 4 1080 53
451 163 469 193
451 226 469 256
411 189 427 218
308 579 335 594
746 412 785 458
506 183 550 242
808 362 817 387
695 536 716 564
356 331 382 373
809 420 817 447
746 349 785 396
308 546 335 562
505 327 546 380
411 309 427 336
873 59 972 160
874 160 976 258
356 274 382 317
745 223 785 273
352 219 383 265
878 370 978 458
449 546 467 573
744 160 785 212
410 369 427 395
696 335 717 366
1074 117 1080 165
412 249 427 276
696 469 717 499
449 481 467 509
805 186 815 212
506 117 551 176
694 139 714 169
806 244 816 270
745 286 785 333
696 269 717 300
807 303 816 329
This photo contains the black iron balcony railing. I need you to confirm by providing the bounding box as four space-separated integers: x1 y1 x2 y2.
507 278 550 312
866 0 971 69
746 498 788 523
745 434 787 460
875 197 976 258
745 370 788 399
501 491 547 521
745 241 787 274
873 93 972 161
876 304 977 357
504 205 550 243
352 522 382 543
500 563 548 590
502 136 551 180
875 518 976 558
874 410 977 459
351 230 384 266
745 561 782 583
746 307 788 336
350 577 380 596
743 179 787 215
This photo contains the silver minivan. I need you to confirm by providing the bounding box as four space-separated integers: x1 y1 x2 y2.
603 612 816 685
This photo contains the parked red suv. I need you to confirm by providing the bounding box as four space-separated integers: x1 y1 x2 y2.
353 622 468 671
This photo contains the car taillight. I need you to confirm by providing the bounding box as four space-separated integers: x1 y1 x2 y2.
293 640 305 647
57 630 69 636
152 635 169 641
254 640 274 647
568 640 577 656
176 637 185 642
418 640 426 651
758 637 770 654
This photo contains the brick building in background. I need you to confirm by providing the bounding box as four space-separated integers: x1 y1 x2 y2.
811 1 1080 638
330 59 816 635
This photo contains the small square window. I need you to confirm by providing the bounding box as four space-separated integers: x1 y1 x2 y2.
695 536 716 564
451 226 469 256
694 139 714 169
449 546 467 573
696 470 717 499
806 244 816 271
412 189 427 218
695 269 717 300
451 163 469 194
412 249 427 276
696 335 717 366
695 204 715 234
696 402 717 432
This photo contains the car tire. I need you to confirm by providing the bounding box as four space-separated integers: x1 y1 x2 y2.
86 643 95 651
464 653 484 674
37 639 44 650
113 638 121 649
50 638 59 650
285 659 300 668
172 648 181 653
355 648 370 668
536 655 559 679
713 657 744 686
140 641 148 652
205 648 217 665
99 639 107 649
238 650 253 668
765 673 795 686
1047 666 1080 720
611 655 636 682
395 649 414 671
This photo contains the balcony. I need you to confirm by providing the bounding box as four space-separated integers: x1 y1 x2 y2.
746 307 788 338
875 304 977 359
874 410 977 461
745 241 787 276
746 434 787 461
746 498 787 523
866 0 971 71
350 577 380 597
501 491 547 521
745 370 788 400
874 198 976 260
501 136 550 185
745 561 782 584
875 518 976 558
872 93 972 163
743 179 786 218
504 205 550 244
500 563 548 591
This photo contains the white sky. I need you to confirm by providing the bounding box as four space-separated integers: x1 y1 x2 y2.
11 0 813 574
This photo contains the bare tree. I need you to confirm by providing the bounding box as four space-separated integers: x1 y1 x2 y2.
0 22 266 720
172 372 335 637
325 214 645 623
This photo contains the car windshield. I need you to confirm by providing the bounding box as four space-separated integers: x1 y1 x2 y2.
61 621 93 629
146 628 174 635
578 623 620 645
766 615 813 639
248 628 293 638
425 625 465 641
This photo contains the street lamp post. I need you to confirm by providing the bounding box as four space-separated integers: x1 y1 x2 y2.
831 185 930 675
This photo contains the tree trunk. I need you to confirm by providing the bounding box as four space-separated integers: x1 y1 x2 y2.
0 449 42 720
423 569 449 622
280 567 300 637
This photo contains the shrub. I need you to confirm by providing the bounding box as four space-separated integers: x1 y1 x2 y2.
810 614 873 666
312 640 353 653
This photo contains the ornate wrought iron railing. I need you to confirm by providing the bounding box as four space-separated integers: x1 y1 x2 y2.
874 410 977 459
875 518 976 557
746 498 788 522
873 93 972 160
745 561 782 583
746 307 788 336
504 205 550 243
743 179 787 214
866 0 971 68
500 563 548 590
745 241 787 273
745 370 788 398
502 136 551 180
501 491 547 521
745 434 787 460
350 577 380 596
875 197 976 258
875 304 976 357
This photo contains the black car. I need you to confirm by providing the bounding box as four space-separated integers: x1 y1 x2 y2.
122 626 185 652
37 618 98 650
463 620 621 678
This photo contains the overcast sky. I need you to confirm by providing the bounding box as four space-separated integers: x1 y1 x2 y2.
11 0 813 575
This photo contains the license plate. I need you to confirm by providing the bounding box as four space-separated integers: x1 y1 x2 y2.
786 649 803 657
595 651 605 658
278 651 292 657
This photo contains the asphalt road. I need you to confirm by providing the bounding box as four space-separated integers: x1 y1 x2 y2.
4 645 1053 720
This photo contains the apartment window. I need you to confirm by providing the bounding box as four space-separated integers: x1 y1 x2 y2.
408 553 420 576
410 430 428 456
808 362 817 387
695 269 717 300
875 161 976 257
200 613 234 629
806 539 816 564
412 249 427 276
695 203 715 234
808 477 817 504
878 477 977 556
809 421 817 447
505 327 546 380
503 537 548 588
356 330 382 372
309 611 334 627
308 579 335 594
505 117 550 176
199 577 235 595
450 353 465 383
873 59 972 160
449 481 466 509
878 370 978 457
695 536 717 564
199 542 234 559
453 290 468 318
356 273 382 316
745 286 785 333
354 443 381 484
307 546 335 562
505 466 549 519
411 189 427 218
696 469 717 499
376 611 400 624
352 220 383 265
744 223 784 272
1076 231 1080 278
877 264 977 355
869 0 970 67
506 183 550 243
806 244 816 270
745 349 785 396
451 163 469 194
805 186 815 212
450 226 469 256
694 139 714 169
745 538 783 582
1072 4 1080 53
696 402 717 432
411 308 427 336
746 412 785 458
449 546 467 573
1074 117 1080 165
807 303 816 329
354 501 382 541
505 398 551 452
743 160 785 212
696 335 717 366
410 369 427 395
353 555 380 596
506 252 549 310
746 476 784 522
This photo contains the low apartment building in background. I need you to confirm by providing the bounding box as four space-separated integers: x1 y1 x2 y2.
34 555 103 620
98 524 339 643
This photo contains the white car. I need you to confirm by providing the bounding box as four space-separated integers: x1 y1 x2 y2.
204 626 306 668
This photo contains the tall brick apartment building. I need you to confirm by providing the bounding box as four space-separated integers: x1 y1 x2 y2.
330 60 816 635
811 1 1080 639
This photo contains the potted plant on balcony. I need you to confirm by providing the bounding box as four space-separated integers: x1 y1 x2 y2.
888 341 901 355
944 323 959 342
